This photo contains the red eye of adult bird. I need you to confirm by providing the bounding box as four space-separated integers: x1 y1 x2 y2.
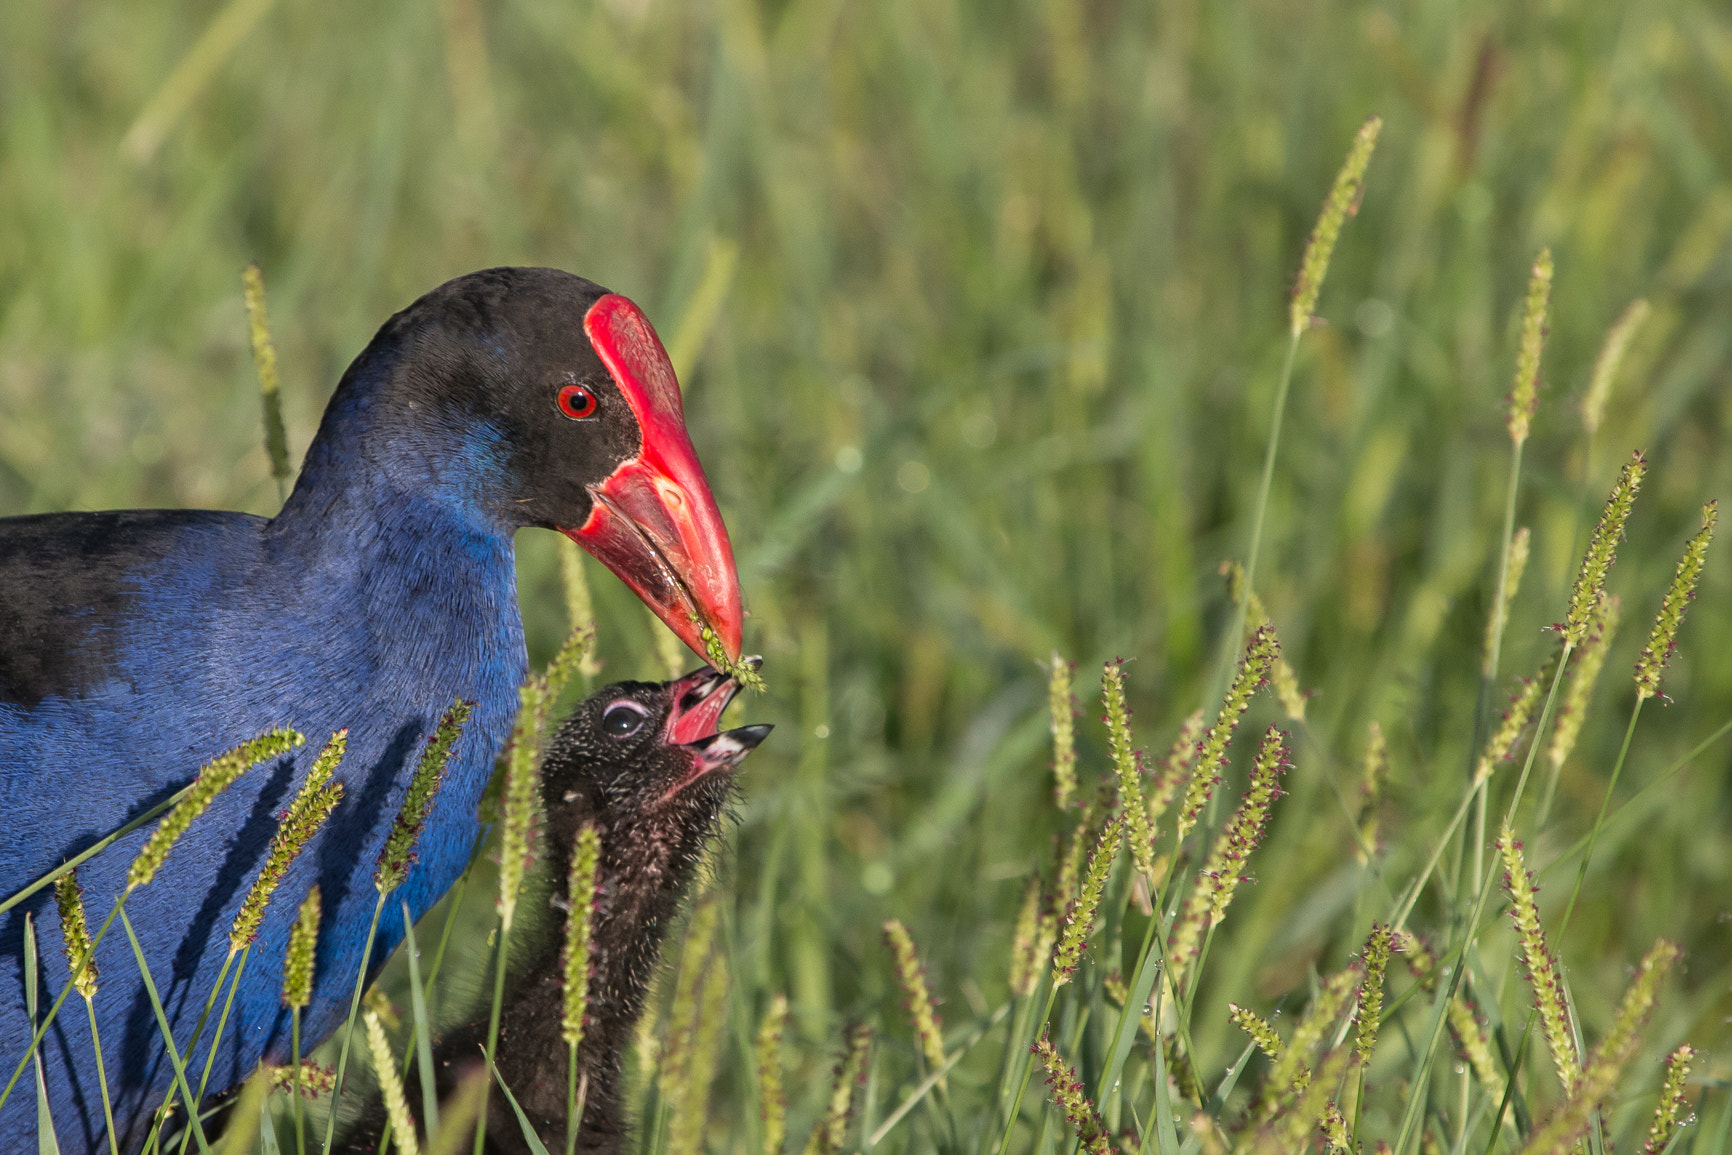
568 293 743 663
556 382 599 419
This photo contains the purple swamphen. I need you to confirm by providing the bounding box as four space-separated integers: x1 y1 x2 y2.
0 267 745 1151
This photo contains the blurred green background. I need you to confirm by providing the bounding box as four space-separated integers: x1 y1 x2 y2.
6 0 1732 1144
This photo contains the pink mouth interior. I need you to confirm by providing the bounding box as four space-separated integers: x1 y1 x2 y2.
667 674 736 745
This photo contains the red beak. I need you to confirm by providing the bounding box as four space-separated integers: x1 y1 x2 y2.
562 294 743 663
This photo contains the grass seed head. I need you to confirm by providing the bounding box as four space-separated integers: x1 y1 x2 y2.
1229 1003 1285 1062
1102 659 1156 878
1048 652 1078 810
282 885 320 1009
377 700 469 896
231 732 344 951
558 536 605 680
1497 824 1579 1094
1506 249 1553 446
805 1024 873 1155
243 262 291 489
1177 625 1279 846
1636 500 1716 700
1353 924 1394 1065
1549 594 1620 770
1563 451 1647 645
1148 708 1206 827
1052 812 1124 985
1582 298 1651 437
1476 652 1557 784
365 1010 420 1155
53 870 97 1000
128 728 303 891
1644 1044 1697 1155
1032 1032 1112 1155
1290 115 1382 336
755 995 789 1155
1008 872 1046 997
883 918 947 1083
498 679 552 927
1521 939 1679 1155
1355 720 1387 863
561 821 603 1047
1485 525 1532 677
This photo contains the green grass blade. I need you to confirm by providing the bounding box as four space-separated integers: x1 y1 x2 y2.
117 906 211 1154
403 899 441 1136
486 1056 555 1155
25 915 63 1155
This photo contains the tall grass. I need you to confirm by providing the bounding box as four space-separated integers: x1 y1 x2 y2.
6 0 1732 1150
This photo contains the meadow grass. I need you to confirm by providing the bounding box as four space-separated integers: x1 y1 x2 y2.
5 0 1732 1151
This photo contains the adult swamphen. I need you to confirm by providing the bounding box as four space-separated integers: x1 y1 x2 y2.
345 664 768 1153
0 267 744 1152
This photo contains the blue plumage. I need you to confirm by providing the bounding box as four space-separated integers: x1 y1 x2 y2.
0 268 744 1152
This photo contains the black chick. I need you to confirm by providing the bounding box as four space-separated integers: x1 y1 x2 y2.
347 665 768 1154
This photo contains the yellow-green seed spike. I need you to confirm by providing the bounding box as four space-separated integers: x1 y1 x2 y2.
1148 708 1205 828
1102 660 1154 878
1265 964 1362 1106
1355 720 1386 864
1474 651 1558 784
1007 873 1045 998
1290 116 1382 337
1643 1044 1696 1155
1497 824 1579 1094
804 1024 872 1155
1520 940 1679 1155
242 263 292 496
230 733 344 952
282 886 320 1009
667 945 729 1155
1636 500 1717 700
1582 299 1651 438
1506 249 1554 447
1176 625 1279 846
1228 1003 1285 1062
1048 653 1077 811
53 871 97 1001
365 1010 421 1155
662 896 721 1109
1353 924 1393 1065
377 700 471 896
755 995 789 1155
1564 451 1647 646
1032 1032 1112 1155
883 919 946 1086
127 729 303 891
1485 525 1532 676
697 619 766 692
557 536 604 680
1169 727 1290 992
561 823 602 1048
1052 813 1124 985
1548 594 1620 772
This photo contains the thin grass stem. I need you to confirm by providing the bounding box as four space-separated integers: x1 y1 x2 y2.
1555 700 1644 939
83 996 119 1155
320 891 388 1154
117 905 212 1154
474 914 513 1155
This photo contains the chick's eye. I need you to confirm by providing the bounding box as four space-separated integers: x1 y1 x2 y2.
556 384 599 420
602 703 645 737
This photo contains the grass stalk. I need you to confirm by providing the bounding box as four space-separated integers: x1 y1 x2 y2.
117 906 212 1155
320 891 388 1154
